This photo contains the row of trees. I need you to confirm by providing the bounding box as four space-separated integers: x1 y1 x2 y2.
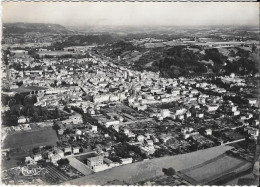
2 102 62 126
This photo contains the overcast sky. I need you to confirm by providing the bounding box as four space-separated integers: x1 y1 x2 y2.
2 2 259 26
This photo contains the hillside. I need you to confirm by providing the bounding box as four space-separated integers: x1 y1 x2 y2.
3 22 74 35
103 41 259 78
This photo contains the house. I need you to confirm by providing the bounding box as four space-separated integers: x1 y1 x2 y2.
18 116 29 124
64 147 72 153
25 156 37 165
137 135 145 143
50 154 62 164
183 133 190 139
205 129 212 135
120 158 133 165
233 111 240 116
140 146 155 155
56 149 64 158
247 98 257 106
69 114 83 124
231 106 237 112
104 120 120 128
75 129 82 135
160 109 170 118
206 104 219 112
245 127 259 139
91 125 98 133
196 113 204 118
58 129 64 135
48 152 54 159
175 108 186 115
145 139 154 146
178 115 184 120
20 123 31 130
12 126 21 131
33 154 42 162
73 147 80 154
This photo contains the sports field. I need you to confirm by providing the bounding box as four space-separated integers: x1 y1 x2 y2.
2 127 58 150
178 154 252 185
65 145 233 185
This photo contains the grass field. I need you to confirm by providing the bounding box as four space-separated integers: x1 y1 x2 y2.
178 154 252 185
2 128 58 150
68 157 93 176
65 145 233 185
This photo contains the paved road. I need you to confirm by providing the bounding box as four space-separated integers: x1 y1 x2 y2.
121 118 153 125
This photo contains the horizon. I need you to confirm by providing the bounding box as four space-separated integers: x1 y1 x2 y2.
2 22 260 28
2 2 259 27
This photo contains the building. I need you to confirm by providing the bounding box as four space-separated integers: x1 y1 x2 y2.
56 149 64 158
140 145 155 155
18 116 29 124
50 154 62 164
205 129 212 135
87 154 104 169
247 98 257 106
120 158 133 165
160 109 170 118
206 104 219 112
33 154 42 162
91 125 98 133
72 147 80 154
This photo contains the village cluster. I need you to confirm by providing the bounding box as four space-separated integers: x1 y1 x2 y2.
1 42 259 184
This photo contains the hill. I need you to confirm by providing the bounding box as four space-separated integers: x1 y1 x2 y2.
103 41 259 78
3 22 74 35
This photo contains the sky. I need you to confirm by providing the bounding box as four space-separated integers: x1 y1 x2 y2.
1 2 259 26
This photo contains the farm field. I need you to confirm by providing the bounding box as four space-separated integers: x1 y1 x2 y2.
41 165 70 184
178 154 252 185
2 127 58 150
65 145 233 185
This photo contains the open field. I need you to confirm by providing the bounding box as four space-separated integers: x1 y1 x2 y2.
2 127 58 150
68 157 93 176
37 50 74 57
65 145 233 185
178 154 251 185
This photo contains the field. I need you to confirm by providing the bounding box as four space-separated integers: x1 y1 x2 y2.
178 154 252 185
37 50 74 57
2 127 58 150
65 145 233 185
68 157 93 176
41 165 70 184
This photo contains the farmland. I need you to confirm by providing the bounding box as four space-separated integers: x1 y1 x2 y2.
178 154 252 185
65 145 233 185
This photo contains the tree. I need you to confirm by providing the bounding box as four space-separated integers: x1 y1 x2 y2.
57 159 69 166
16 81 23 87
162 167 176 176
63 106 71 113
24 95 37 106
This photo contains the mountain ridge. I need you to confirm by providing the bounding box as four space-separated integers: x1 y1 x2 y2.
3 22 74 35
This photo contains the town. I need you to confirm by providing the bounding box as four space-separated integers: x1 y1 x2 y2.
1 4 260 185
